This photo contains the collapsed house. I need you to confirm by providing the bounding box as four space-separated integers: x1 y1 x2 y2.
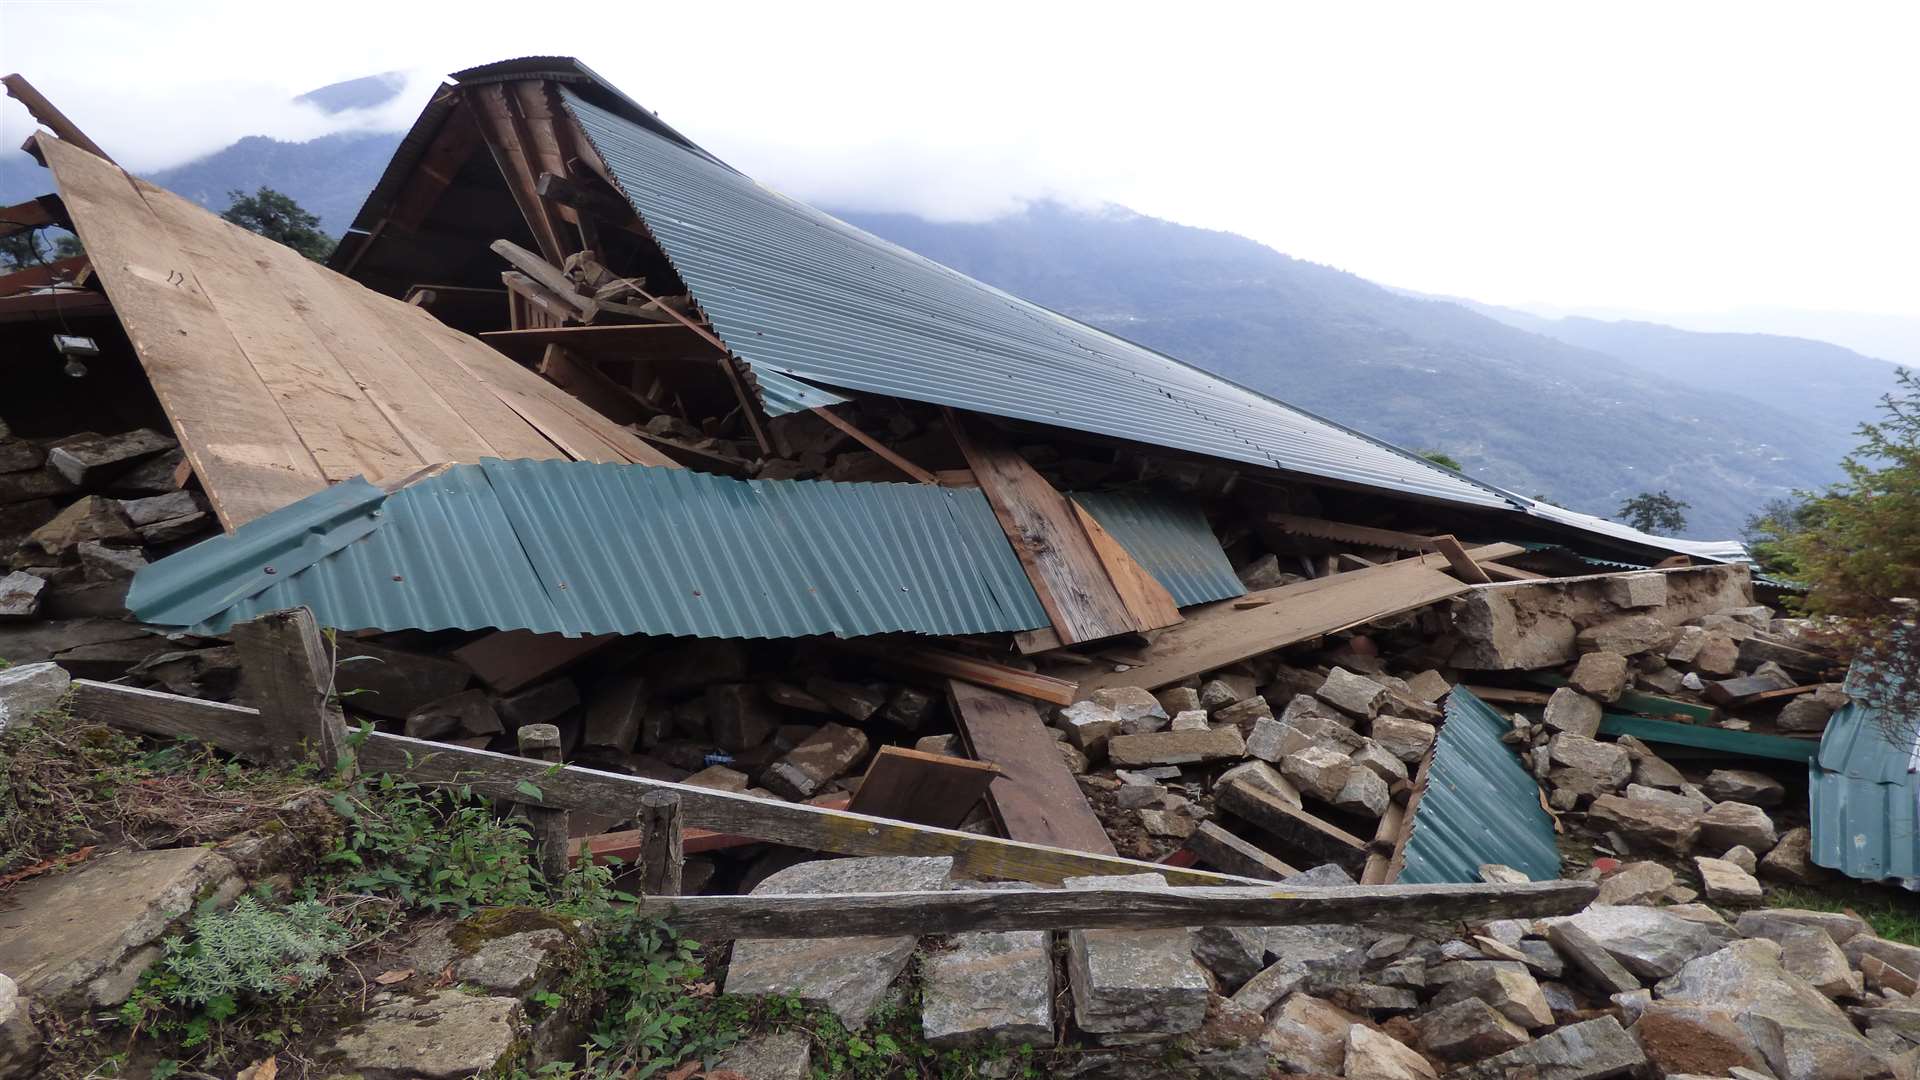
2 58 1917 1079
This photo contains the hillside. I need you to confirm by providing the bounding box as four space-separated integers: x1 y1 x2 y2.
837 204 1846 536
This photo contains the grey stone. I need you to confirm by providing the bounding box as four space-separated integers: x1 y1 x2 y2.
1626 743 1688 789
763 722 870 800
409 912 584 997
921 926 1054 1048
1317 666 1390 719
1455 1015 1648 1080
714 1029 812 1079
1700 800 1778 852
1544 686 1604 736
1281 691 1350 727
1350 741 1409 783
1653 938 1846 1022
118 489 198 528
1844 936 1920 984
1515 939 1565 980
581 674 648 751
1693 631 1743 676
1703 768 1787 807
319 988 525 1079
0 661 69 732
725 856 953 1027
1549 905 1737 980
1333 763 1390 816
1624 782 1713 816
0 974 40 1078
1065 873 1208 1035
1595 861 1675 906
1089 687 1168 734
1745 1004 1903 1080
1260 992 1360 1074
1760 828 1828 885
1607 573 1669 609
1431 963 1555 1030
1777 686 1848 733
45 429 173 487
1371 715 1436 763
1157 685 1203 714
1212 695 1273 731
1588 793 1701 852
1229 925 1368 1015
495 677 579 729
1192 925 1268 993
707 682 780 751
1548 732 1629 785
1722 844 1759 874
1169 708 1209 731
1106 724 1244 767
1405 669 1452 702
1780 926 1862 999
1418 996 1528 1062
1055 699 1121 755
404 688 504 741
1695 856 1765 904
1656 940 1902 1078
0 847 242 1006
331 640 472 720
1281 862 1357 886
1738 907 1873 946
24 495 138 555
805 676 887 723
1577 613 1672 656
1631 1003 1771 1078
1236 552 1287 590
1570 651 1631 701
1244 715 1287 761
1281 742 1353 802
1344 1023 1438 1080
0 571 46 620
75 540 146 582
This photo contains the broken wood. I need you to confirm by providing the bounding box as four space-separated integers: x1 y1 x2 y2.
1361 801 1406 885
635 790 684 897
535 170 633 224
1479 561 1546 582
809 405 938 484
1463 685 1554 707
947 680 1116 855
535 345 656 425
1431 534 1493 584
66 681 1254 885
491 239 598 320
1215 779 1368 873
841 639 1077 706
3 74 116 164
1186 820 1300 881
846 746 1002 829
632 879 1598 938
575 794 854 864
503 270 591 325
229 607 352 773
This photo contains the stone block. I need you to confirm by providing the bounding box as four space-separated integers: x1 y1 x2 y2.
1543 686 1603 736
0 973 41 1077
1550 904 1738 980
1693 631 1742 676
1261 993 1361 1074
1588 793 1700 852
0 661 69 732
1281 742 1352 802
0 571 47 620
1548 732 1629 786
1418 997 1528 1062
1594 860 1675 906
1170 708 1210 731
25 495 137 555
1606 573 1669 609
1333 765 1390 817
882 685 933 729
1192 925 1268 993
1577 614 1672 656
1217 759 1302 807
922 925 1054 1048
1546 921 1641 995
1759 828 1828 885
806 676 887 722
1350 741 1409 784
1344 1023 1438 1080
1107 724 1245 767
1055 699 1121 755
1244 716 1286 762
1779 926 1861 999
1317 666 1390 719
1776 691 1842 733
404 688 504 741
496 677 580 729
1212 695 1273 731
726 857 952 1028
1631 1003 1771 1078
45 429 174 487
319 989 525 1079
1700 800 1777 853
1371 715 1436 763
1703 768 1786 807
1065 873 1209 1036
1089 687 1168 734
714 1030 813 1079
1569 651 1631 702
332 640 472 720
1695 856 1764 904
763 722 870 800
1197 678 1239 710
707 683 781 751
1157 685 1202 714
1455 1016 1648 1080
1405 669 1452 702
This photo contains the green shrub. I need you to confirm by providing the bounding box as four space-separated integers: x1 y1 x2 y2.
158 896 349 1008
323 771 543 917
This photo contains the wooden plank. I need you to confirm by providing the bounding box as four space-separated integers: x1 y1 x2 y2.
632 880 1599 939
491 239 597 319
842 640 1077 706
1463 685 1554 707
1263 513 1439 552
949 414 1137 643
809 405 938 484
3 75 116 163
1071 499 1183 631
502 270 585 325
1361 801 1406 885
1187 820 1300 881
1383 750 1435 883
0 195 57 238
386 96 484 231
0 254 88 290
0 288 113 322
480 323 696 352
68 680 277 762
465 84 567 263
847 746 1003 829
1074 547 1517 695
67 681 1254 885
947 680 1117 856
453 630 616 694
1214 779 1368 873
135 184 422 484
1431 534 1493 584
230 608 352 772
1480 561 1546 582
39 135 328 528
1722 683 1820 709
635 790 684 896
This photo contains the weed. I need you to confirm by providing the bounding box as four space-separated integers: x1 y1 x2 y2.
323 771 543 921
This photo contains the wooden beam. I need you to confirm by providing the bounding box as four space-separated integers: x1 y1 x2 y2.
65 681 1249 886
841 639 1077 706
502 271 587 325
535 170 632 222
464 84 568 263
1479 561 1546 582
846 746 1002 829
480 323 695 353
1074 546 1520 694
0 288 112 323
948 413 1139 644
1705 675 1807 709
1361 801 1406 885
1187 820 1300 881
1431 534 1493 584
3 75 115 163
387 97 484 231
0 194 58 240
491 240 597 320
810 405 938 484
1071 499 1182 630
575 794 854 864
635 790 684 897
230 608 352 773
948 680 1116 855
0 254 86 291
1215 779 1369 873
1262 513 1439 553
634 879 1599 939
1463 685 1554 707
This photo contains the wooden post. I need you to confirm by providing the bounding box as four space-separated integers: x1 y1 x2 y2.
515 723 572 881
636 790 684 897
230 607 353 774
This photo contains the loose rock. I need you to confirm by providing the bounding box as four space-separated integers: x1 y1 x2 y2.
1703 768 1787 807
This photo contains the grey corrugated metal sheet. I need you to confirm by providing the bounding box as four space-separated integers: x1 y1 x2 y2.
131 460 1051 639
1810 667 1919 884
560 90 1517 513
1397 687 1562 884
737 364 849 416
1074 491 1244 607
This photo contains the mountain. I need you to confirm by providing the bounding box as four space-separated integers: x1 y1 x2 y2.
3 109 1883 537
835 203 1858 536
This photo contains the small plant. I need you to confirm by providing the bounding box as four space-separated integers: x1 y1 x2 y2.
323 771 542 918
158 895 349 1008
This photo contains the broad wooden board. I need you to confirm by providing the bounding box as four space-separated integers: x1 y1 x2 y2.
947 679 1117 856
847 746 1002 829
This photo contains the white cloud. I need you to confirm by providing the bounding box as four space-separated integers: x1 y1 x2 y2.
2 0 1915 322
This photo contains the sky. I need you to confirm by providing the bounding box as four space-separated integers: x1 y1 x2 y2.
2 0 1917 331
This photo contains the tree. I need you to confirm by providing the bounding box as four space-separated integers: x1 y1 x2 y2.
221 187 334 261
1778 367 1920 738
1617 490 1689 533
1418 449 1463 471
0 227 82 270
1741 495 1822 577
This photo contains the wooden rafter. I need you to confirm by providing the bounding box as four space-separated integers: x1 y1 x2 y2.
810 403 937 484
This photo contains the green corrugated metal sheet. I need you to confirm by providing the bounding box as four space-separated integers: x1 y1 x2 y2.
1810 666 1919 883
129 461 1237 640
1073 491 1244 609
1398 687 1561 885
1597 714 1819 763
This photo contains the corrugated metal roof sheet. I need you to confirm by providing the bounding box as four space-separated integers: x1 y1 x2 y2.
1810 668 1920 883
737 364 850 416
1074 491 1244 608
1597 714 1819 763
560 89 1518 513
129 461 1237 640
1398 687 1561 885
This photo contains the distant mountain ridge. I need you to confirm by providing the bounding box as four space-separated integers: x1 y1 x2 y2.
1 94 1894 537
